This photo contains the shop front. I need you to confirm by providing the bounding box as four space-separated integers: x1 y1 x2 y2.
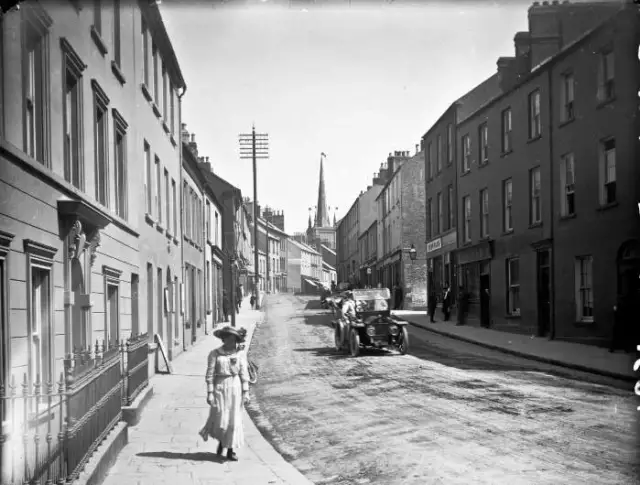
455 240 494 328
426 230 457 306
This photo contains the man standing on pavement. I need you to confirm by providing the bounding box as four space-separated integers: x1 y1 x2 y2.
442 284 452 322
456 286 468 326
222 291 230 322
428 289 437 323
236 284 243 314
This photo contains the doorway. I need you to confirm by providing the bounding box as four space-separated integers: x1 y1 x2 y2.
479 261 491 328
536 249 552 337
617 240 640 343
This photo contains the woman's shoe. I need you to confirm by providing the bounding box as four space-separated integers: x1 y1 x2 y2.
227 449 238 461
216 443 223 456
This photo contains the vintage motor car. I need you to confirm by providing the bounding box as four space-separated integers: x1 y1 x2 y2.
334 288 409 357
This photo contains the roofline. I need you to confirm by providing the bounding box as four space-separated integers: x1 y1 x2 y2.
421 102 458 140
183 143 223 209
141 1 186 90
458 6 626 126
320 244 336 255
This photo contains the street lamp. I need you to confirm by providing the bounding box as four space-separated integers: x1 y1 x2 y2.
405 244 417 261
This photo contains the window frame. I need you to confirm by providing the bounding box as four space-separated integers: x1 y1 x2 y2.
447 184 454 231
141 16 149 86
529 166 541 225
436 135 442 173
93 0 102 35
113 0 121 67
103 266 122 346
436 192 442 235
426 198 432 240
575 256 594 322
152 42 159 102
598 49 615 102
446 123 453 165
0 232 13 425
144 141 152 216
113 108 128 220
461 134 471 173
172 179 177 237
61 38 86 190
480 188 489 238
561 72 575 122
463 195 471 243
560 153 576 217
506 257 520 316
131 273 139 336
503 178 513 233
600 137 616 205
478 122 488 165
501 107 512 153
155 156 162 224
24 239 57 388
528 89 541 139
91 80 110 208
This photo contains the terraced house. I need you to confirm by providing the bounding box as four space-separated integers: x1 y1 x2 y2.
0 1 184 483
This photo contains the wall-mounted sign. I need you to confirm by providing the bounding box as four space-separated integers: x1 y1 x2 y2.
427 238 442 253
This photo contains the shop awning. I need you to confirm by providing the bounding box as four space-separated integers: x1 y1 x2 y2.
303 278 317 287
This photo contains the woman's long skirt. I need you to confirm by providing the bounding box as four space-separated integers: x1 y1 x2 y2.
199 375 245 449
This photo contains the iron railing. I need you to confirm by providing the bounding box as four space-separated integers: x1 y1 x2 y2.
1 333 150 485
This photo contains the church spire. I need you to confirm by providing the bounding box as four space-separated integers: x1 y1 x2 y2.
316 152 329 227
308 213 312 229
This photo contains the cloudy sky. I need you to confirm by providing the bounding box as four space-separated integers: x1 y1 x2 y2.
160 0 532 234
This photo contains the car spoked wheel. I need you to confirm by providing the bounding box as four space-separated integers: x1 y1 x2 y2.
397 326 409 355
349 328 360 357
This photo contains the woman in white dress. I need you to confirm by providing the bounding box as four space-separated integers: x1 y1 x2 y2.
199 326 250 461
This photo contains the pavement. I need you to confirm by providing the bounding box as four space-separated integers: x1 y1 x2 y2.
101 293 314 485
392 309 637 382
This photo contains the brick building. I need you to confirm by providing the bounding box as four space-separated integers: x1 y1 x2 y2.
453 0 638 345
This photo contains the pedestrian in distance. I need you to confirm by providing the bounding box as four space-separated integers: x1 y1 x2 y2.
236 285 243 313
249 293 256 310
199 326 251 461
442 284 452 322
394 283 404 310
428 289 437 323
222 291 230 322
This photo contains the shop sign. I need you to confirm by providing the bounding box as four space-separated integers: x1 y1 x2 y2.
457 241 493 265
427 238 442 253
442 231 457 248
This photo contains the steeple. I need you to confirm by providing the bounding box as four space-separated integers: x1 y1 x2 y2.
308 213 312 229
316 153 330 227
333 213 337 226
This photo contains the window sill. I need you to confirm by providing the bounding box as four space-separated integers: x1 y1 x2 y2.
558 117 575 129
173 236 179 245
527 134 542 144
529 221 542 229
597 201 618 212
156 222 165 234
478 160 489 169
141 83 153 103
166 230 173 240
460 170 471 177
461 241 473 247
500 149 513 158
479 235 491 241
559 213 576 221
145 213 155 226
501 229 514 236
505 314 521 320
90 26 108 56
596 96 616 109
152 102 162 119
574 318 594 327
162 121 170 134
170 135 177 147
111 61 126 85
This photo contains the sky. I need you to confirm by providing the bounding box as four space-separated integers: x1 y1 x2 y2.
160 0 533 234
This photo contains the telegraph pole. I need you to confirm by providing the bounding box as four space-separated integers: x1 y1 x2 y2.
239 126 269 308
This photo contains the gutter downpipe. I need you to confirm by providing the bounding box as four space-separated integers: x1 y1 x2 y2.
178 84 187 352
547 65 556 341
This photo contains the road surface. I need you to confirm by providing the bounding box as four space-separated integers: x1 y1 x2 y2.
246 294 638 485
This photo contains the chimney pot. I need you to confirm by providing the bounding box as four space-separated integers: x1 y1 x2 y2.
542 1 549 5
191 134 196 143
181 123 187 130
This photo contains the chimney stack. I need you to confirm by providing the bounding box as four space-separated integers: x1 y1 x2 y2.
181 123 190 144
188 133 198 157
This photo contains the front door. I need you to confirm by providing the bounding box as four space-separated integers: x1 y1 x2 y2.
537 249 551 337
479 262 491 328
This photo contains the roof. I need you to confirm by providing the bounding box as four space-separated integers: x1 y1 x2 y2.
183 143 224 209
455 73 501 123
320 244 336 256
375 152 424 201
289 238 321 255
322 261 336 272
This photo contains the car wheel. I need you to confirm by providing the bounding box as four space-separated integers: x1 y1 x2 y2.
349 328 360 357
398 326 409 355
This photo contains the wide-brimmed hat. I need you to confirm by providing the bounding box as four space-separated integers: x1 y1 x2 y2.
213 326 246 342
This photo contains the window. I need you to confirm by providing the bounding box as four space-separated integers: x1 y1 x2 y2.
503 178 513 232
131 274 139 336
501 108 512 153
461 134 471 172
113 0 121 67
560 153 575 216
206 201 211 242
92 81 109 207
598 50 614 102
436 135 442 173
157 268 163 338
506 258 520 316
478 122 488 165
480 188 489 238
24 240 57 387
206 261 211 312
162 62 168 121
426 198 432 239
463 196 471 243
561 73 574 122
0 236 11 422
103 267 121 345
600 138 616 205
146 263 153 336
183 182 190 237
528 89 541 139
436 192 442 235
155 156 162 223
446 123 453 165
165 169 170 233
575 256 593 321
113 109 128 219
93 0 102 33
170 82 175 135
23 12 50 165
142 17 149 85
447 184 454 230
172 179 177 237
529 167 541 225
215 212 219 246
427 142 433 179
152 43 159 101
61 39 85 189
144 141 152 215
